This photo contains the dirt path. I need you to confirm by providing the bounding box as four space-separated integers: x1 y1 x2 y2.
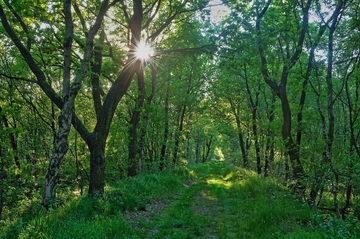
125 163 235 238
123 162 321 239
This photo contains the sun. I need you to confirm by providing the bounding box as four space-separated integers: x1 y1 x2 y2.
134 41 153 61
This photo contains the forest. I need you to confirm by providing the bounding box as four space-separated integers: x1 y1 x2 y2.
0 0 360 237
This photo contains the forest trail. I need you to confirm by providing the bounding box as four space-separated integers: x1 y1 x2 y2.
124 161 317 239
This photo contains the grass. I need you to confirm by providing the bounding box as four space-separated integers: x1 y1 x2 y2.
1 160 359 238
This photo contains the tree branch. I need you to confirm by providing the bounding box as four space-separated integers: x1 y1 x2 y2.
4 0 31 51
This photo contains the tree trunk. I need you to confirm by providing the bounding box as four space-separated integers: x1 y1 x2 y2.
138 65 157 169
0 0 109 205
253 116 261 175
308 168 324 205
244 64 261 173
342 60 360 216
231 99 249 168
42 0 74 206
88 139 106 196
255 0 310 192
2 111 21 174
202 136 213 163
173 104 186 165
87 0 142 195
0 107 21 188
195 142 201 164
238 132 248 168
159 81 170 170
280 87 304 188
322 1 343 217
264 91 275 177
127 70 145 177
42 97 74 206
128 116 139 177
264 139 274 177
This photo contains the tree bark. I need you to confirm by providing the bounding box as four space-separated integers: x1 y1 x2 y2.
279 84 304 183
127 69 145 177
42 0 74 206
342 55 360 216
42 101 74 205
88 136 106 197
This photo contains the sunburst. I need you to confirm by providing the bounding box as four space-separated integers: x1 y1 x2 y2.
134 41 153 61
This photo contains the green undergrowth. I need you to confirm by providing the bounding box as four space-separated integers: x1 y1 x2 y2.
0 169 191 239
1 161 359 238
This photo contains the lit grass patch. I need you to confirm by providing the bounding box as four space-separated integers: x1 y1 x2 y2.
207 178 233 189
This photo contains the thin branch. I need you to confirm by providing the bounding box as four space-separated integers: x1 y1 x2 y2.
4 0 31 50
0 73 36 83
73 2 88 36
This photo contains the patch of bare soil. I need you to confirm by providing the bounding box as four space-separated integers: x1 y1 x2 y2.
192 190 223 239
124 179 197 230
124 198 168 224
123 198 169 238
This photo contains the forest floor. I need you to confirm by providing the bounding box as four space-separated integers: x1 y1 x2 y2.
1 161 359 238
121 161 324 239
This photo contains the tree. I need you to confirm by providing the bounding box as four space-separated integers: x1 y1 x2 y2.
0 0 209 204
255 0 312 191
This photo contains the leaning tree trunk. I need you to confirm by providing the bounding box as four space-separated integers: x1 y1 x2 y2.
42 98 74 205
42 0 74 206
42 0 110 204
87 61 137 196
279 85 304 190
87 0 142 195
